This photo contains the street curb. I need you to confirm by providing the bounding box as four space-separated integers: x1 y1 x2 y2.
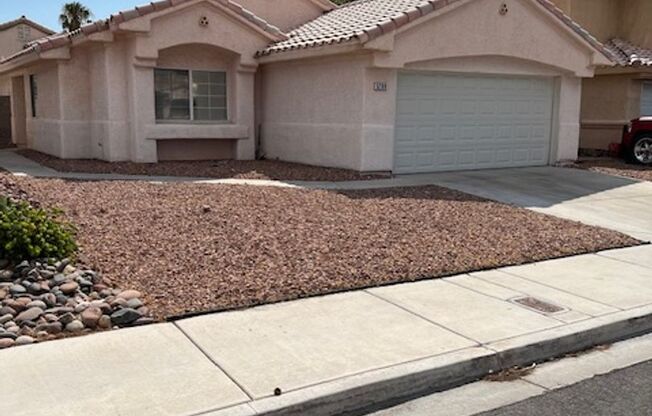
204 304 652 416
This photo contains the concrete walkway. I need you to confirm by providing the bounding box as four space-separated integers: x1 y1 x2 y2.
2 149 651 241
2 244 652 416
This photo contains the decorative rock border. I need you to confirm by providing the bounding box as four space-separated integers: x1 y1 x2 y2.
0 258 153 349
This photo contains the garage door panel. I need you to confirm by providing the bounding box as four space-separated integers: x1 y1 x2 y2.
395 73 553 173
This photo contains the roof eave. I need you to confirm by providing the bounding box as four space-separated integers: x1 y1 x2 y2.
309 0 338 11
1 0 287 66
257 39 363 63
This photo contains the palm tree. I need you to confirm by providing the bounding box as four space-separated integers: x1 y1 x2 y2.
59 2 93 32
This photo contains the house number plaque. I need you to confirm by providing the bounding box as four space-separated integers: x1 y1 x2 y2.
373 81 387 92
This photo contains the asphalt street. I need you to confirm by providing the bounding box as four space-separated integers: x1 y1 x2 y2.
479 360 652 416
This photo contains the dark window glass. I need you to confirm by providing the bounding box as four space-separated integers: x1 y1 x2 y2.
154 69 190 120
29 74 37 118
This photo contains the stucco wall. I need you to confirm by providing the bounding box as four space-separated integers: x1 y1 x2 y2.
554 0 652 47
619 0 652 49
369 0 592 165
554 0 652 150
0 23 51 60
4 0 269 162
26 63 63 156
123 2 269 162
261 0 594 171
554 0 619 43
234 0 326 32
260 54 368 170
0 78 9 96
580 74 643 150
376 0 599 77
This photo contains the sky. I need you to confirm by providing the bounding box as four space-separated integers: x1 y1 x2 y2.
1 0 148 32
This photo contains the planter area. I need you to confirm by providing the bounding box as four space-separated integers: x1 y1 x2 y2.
1 173 153 349
9 173 640 323
17 150 386 182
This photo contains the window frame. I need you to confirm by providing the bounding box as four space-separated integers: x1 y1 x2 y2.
154 67 228 124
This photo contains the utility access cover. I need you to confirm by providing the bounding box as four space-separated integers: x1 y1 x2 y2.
511 296 566 315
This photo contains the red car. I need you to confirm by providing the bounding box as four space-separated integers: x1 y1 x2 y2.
623 117 652 165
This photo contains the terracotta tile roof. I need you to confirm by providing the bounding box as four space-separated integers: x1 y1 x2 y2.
0 16 55 36
605 38 652 67
258 0 614 59
1 0 286 64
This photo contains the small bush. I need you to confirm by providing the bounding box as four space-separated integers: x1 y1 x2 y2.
0 197 77 261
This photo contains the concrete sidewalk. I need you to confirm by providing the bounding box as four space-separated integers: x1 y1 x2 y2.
2 244 652 416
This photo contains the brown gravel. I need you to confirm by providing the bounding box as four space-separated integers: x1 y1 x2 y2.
0 170 40 206
570 158 652 182
10 175 639 320
17 149 387 182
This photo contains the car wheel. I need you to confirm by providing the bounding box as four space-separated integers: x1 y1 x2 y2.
630 135 652 165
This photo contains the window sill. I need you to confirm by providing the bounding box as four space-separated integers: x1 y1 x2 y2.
146 123 249 140
155 120 230 125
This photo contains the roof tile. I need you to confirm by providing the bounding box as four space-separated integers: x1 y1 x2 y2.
605 38 652 67
259 0 613 60
1 0 285 64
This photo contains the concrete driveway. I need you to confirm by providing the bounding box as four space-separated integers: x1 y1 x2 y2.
423 166 652 242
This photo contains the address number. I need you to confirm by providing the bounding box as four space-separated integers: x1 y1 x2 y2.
373 81 387 92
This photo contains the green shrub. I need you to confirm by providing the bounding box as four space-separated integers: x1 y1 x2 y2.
0 197 77 261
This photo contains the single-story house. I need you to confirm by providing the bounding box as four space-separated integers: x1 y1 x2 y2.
553 0 652 153
0 0 615 173
0 16 54 146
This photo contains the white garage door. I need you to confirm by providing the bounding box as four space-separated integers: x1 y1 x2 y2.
394 73 554 173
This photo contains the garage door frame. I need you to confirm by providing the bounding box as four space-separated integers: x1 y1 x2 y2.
393 70 558 174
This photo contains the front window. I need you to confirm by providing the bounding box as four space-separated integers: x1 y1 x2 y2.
29 74 38 118
154 68 227 122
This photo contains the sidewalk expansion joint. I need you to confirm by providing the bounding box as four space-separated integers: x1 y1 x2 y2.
172 321 256 401
595 252 652 270
363 290 481 346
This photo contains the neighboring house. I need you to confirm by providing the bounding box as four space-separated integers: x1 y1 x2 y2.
0 0 612 173
0 16 53 146
554 0 652 152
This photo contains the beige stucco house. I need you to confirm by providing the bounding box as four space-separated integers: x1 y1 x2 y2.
0 0 614 173
555 0 652 152
0 17 53 145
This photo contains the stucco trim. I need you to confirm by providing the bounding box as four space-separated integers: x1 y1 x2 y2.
581 119 630 127
145 123 249 140
256 42 363 64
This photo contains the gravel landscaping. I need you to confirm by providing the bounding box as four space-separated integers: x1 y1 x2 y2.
0 259 152 349
1 172 153 349
571 158 652 182
9 174 639 320
17 149 386 182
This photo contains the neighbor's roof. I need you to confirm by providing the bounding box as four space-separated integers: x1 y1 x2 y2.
0 16 55 36
258 0 614 59
1 0 286 64
605 38 652 67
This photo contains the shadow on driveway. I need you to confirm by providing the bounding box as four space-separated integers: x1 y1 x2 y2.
417 166 646 208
